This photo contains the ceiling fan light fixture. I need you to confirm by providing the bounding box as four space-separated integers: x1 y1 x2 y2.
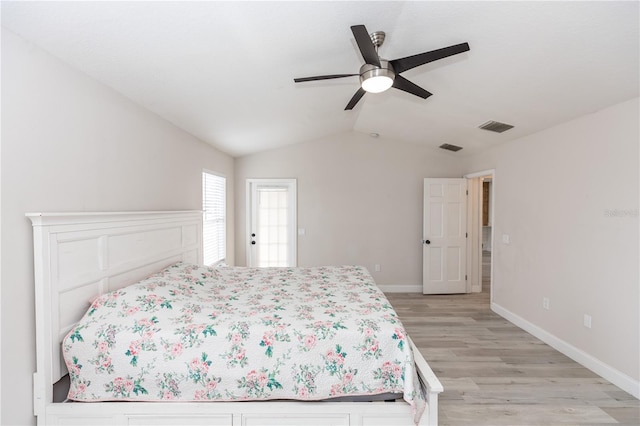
359 61 395 93
361 74 394 93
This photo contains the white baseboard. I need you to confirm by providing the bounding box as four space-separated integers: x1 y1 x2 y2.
378 284 422 293
492 302 640 399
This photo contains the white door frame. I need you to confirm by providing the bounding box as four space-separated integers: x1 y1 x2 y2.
246 178 297 267
464 169 495 302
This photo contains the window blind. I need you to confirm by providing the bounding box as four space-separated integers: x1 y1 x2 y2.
202 171 226 265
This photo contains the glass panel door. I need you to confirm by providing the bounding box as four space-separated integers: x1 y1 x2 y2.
247 179 297 267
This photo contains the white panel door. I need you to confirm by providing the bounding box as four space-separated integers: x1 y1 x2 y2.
247 179 297 267
423 178 467 294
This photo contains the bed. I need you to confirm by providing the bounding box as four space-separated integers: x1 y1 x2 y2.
27 211 443 426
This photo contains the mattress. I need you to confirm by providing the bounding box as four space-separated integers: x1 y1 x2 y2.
63 263 425 419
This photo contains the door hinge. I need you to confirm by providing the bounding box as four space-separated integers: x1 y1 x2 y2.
466 189 468 195
466 232 468 238
465 275 468 281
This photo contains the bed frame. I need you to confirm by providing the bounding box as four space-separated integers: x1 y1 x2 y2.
27 211 443 426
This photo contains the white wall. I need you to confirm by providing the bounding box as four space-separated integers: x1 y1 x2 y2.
462 97 639 394
1 28 234 425
235 132 464 289
0 29 3 423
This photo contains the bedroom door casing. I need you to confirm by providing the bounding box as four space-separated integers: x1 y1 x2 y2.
423 178 467 294
246 179 297 267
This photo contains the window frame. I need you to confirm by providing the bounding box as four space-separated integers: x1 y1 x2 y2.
202 170 226 266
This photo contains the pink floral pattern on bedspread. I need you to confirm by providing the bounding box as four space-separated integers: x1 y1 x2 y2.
63 263 425 422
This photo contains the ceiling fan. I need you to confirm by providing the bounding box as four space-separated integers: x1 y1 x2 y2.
294 25 470 110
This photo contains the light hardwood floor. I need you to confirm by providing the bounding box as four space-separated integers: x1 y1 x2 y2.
385 252 639 425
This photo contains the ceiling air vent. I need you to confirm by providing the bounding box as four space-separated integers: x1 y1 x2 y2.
479 120 514 133
439 143 463 152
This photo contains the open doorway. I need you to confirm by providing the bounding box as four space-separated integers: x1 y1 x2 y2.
465 170 494 303
481 178 492 299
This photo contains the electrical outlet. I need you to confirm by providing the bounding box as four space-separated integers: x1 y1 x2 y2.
584 314 592 329
374 264 381 272
543 297 550 310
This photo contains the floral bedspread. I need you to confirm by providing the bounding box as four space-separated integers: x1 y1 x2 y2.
63 263 425 422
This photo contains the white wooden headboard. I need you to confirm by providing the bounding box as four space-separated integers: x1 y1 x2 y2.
27 211 202 413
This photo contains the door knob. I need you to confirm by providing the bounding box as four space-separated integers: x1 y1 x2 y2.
424 240 431 245
251 241 256 245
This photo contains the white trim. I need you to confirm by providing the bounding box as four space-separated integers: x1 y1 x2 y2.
465 176 482 293
26 210 200 226
202 171 227 265
202 168 232 267
0 97 2 421
202 168 227 179
489 171 495 304
464 169 496 303
492 302 640 399
377 284 423 293
245 180 252 267
463 169 496 179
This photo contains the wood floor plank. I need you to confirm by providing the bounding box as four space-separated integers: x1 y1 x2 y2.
440 404 618 425
601 407 640 424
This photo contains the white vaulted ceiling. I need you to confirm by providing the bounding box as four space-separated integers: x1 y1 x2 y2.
2 1 638 157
